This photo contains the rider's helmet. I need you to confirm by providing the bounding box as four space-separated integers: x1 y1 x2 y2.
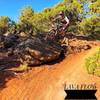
58 10 64 16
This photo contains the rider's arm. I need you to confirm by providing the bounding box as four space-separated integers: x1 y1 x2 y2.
65 16 69 25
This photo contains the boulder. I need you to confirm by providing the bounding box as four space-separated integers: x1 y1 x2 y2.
14 37 63 65
0 35 63 67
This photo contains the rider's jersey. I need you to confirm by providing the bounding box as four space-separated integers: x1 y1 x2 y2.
55 15 69 27
64 16 69 25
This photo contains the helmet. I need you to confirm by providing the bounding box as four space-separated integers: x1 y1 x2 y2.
58 10 64 15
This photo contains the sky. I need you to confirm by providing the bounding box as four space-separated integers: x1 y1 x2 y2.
0 0 62 21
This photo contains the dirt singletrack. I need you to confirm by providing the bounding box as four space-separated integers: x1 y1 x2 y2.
0 45 100 100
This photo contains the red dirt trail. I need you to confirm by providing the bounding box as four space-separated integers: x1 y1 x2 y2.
0 46 100 100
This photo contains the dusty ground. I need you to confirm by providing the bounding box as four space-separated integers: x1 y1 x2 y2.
0 41 100 100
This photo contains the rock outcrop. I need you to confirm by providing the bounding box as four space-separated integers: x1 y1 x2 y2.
0 34 63 68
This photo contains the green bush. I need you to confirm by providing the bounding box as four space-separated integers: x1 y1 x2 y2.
85 48 100 76
78 15 100 38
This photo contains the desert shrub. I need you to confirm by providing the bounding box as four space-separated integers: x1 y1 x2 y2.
78 15 100 38
16 64 29 72
85 48 100 76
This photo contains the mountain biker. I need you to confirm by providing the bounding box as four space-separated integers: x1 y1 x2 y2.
50 10 70 45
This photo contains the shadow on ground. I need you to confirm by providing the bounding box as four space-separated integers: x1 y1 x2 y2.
0 61 20 90
0 70 16 90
